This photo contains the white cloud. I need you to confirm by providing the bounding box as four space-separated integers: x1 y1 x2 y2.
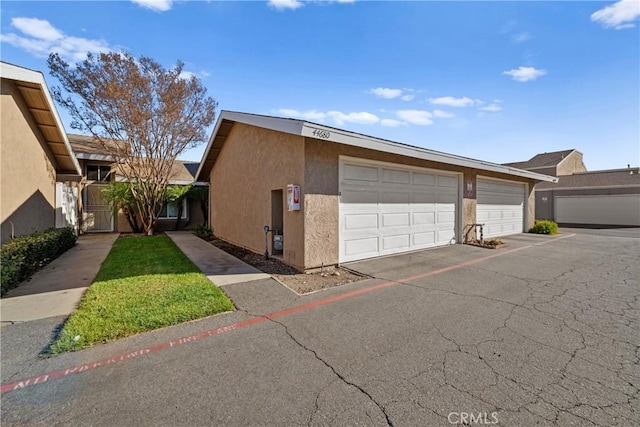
396 110 433 126
433 110 455 118
479 104 502 112
132 0 173 12
512 32 532 43
268 0 304 10
0 17 111 62
275 109 327 121
178 71 196 80
503 66 547 82
327 111 379 125
400 94 415 101
428 96 477 107
369 87 403 99
591 0 640 29
380 119 406 127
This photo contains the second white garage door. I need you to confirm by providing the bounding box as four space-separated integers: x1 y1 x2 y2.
556 194 640 226
339 158 459 263
476 177 526 238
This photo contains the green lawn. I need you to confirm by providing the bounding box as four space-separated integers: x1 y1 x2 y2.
49 235 234 353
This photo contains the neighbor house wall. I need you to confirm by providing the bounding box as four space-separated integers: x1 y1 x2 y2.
210 123 306 270
1 79 57 242
557 152 587 176
303 137 536 268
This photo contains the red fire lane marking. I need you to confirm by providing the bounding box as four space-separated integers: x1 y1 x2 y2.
1 234 574 394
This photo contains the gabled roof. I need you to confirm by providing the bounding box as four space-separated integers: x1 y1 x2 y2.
196 111 558 183
537 167 640 190
0 61 81 175
503 149 577 170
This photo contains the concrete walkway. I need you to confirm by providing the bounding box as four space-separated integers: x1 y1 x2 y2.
165 231 270 286
0 233 119 323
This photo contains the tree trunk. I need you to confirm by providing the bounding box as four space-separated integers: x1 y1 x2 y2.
174 199 183 231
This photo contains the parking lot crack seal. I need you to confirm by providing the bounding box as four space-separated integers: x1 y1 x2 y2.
265 317 394 427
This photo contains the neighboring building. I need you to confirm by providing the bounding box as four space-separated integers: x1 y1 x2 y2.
504 149 587 177
68 134 207 233
505 149 640 227
196 111 557 271
1 62 82 243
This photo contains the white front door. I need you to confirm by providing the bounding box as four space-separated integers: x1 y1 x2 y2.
476 177 525 238
339 157 459 263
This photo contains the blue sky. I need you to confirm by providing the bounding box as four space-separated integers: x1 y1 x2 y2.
1 0 638 170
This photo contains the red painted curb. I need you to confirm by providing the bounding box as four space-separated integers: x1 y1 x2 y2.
1 234 574 394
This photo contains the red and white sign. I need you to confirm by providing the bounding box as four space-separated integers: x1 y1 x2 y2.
287 184 300 211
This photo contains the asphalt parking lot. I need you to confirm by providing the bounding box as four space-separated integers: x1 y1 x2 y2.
2 230 639 426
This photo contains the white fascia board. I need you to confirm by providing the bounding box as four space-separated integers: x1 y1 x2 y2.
536 184 640 191
1 62 82 175
197 110 557 184
300 123 558 183
75 153 115 162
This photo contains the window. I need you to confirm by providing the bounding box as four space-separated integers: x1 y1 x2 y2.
86 165 112 182
158 201 187 219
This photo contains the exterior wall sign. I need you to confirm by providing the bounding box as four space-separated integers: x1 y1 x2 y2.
466 179 474 197
287 184 300 211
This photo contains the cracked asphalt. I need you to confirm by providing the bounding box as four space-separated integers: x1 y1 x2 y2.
2 229 638 426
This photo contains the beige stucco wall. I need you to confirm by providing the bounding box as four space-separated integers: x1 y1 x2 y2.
1 79 57 242
209 123 306 270
557 151 587 176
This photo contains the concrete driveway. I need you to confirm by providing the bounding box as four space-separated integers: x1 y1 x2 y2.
2 231 638 426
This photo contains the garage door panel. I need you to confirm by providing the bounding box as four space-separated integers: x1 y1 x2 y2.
382 191 410 204
340 158 460 263
412 192 436 203
344 237 379 258
477 178 525 238
413 212 435 225
382 169 410 185
382 234 410 251
342 189 378 204
344 164 379 182
438 175 458 188
344 213 378 230
413 173 436 186
413 231 436 246
382 212 410 228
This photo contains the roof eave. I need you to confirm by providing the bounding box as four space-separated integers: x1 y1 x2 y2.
0 62 82 176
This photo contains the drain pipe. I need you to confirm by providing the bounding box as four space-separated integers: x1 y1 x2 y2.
263 225 273 260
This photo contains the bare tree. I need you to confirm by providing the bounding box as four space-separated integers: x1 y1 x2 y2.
48 52 217 235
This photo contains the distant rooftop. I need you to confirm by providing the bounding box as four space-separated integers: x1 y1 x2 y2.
503 149 577 170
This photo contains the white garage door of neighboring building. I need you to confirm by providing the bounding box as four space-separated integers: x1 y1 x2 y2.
556 194 640 226
339 157 459 263
476 177 526 238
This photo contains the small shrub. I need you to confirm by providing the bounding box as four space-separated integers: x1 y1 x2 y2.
529 220 558 235
1 227 77 295
194 224 213 240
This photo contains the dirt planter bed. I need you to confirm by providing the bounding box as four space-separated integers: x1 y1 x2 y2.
206 237 369 294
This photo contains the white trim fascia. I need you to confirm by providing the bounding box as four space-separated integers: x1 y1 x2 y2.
198 110 558 184
75 153 115 161
1 62 82 176
536 184 640 192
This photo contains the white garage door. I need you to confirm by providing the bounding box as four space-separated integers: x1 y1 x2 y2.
556 194 640 226
477 177 525 238
339 158 459 263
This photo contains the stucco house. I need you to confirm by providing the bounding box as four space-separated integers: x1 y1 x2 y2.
505 149 639 226
196 111 557 271
1 62 82 243
68 134 207 233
